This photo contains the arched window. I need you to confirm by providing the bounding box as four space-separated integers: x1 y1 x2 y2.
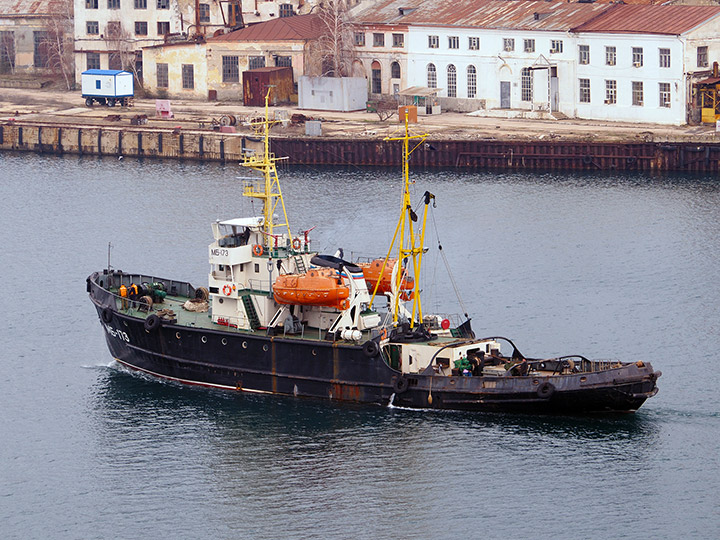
427 63 437 89
371 60 381 94
447 64 456 97
467 65 477 98
391 61 401 79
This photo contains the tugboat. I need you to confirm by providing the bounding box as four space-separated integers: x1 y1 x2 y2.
87 94 660 414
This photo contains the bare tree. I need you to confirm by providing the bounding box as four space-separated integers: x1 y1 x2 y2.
105 22 141 86
43 0 74 89
311 0 357 77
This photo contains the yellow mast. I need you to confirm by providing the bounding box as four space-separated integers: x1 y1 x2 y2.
370 112 432 327
241 89 293 248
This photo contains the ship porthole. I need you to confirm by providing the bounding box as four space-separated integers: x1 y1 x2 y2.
242 341 248 349
222 338 227 345
312 349 317 356
532 379 539 385
263 344 269 351
580 376 587 383
176 332 181 339
201 336 207 344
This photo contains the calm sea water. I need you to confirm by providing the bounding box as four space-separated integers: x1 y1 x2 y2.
0 152 719 539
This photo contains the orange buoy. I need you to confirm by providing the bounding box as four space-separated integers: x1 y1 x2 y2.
252 244 264 256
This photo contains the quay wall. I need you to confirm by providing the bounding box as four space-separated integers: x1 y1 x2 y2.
2 121 720 172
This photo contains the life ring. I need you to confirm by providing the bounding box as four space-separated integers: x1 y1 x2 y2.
537 382 555 399
222 284 233 296
380 328 388 341
144 314 161 332
393 375 409 394
252 244 264 256
292 238 302 250
363 340 380 358
101 307 113 323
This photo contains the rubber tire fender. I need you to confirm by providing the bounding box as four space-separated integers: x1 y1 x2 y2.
144 314 161 332
537 382 555 399
362 339 380 358
101 307 113 324
393 375 409 394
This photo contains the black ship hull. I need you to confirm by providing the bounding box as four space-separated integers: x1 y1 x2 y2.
89 274 659 414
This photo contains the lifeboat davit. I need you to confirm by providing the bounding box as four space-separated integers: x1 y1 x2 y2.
358 258 414 300
273 268 350 310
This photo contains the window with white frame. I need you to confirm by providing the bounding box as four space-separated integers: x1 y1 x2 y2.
524 39 535 53
467 65 476 98
579 78 590 103
448 36 459 49
86 21 99 34
632 47 643 67
550 40 563 53
503 38 514 52
698 46 708 68
605 80 616 104
447 64 456 97
579 45 589 65
428 35 439 49
468 37 479 50
354 32 365 46
605 46 616 66
427 63 436 88
632 81 643 106
659 48 670 68
659 82 671 108
521 67 532 101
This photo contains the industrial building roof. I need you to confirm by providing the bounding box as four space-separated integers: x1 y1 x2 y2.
0 0 60 16
353 0 611 31
210 13 325 42
571 5 720 35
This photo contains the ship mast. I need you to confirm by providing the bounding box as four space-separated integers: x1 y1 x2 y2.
371 112 432 327
241 89 293 247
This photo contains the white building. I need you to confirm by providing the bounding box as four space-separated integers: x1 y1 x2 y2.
353 0 720 125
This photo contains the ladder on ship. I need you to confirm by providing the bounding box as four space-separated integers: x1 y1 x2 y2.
241 294 261 330
294 255 307 274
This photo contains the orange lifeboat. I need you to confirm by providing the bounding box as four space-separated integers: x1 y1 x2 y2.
273 268 350 310
359 258 414 299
